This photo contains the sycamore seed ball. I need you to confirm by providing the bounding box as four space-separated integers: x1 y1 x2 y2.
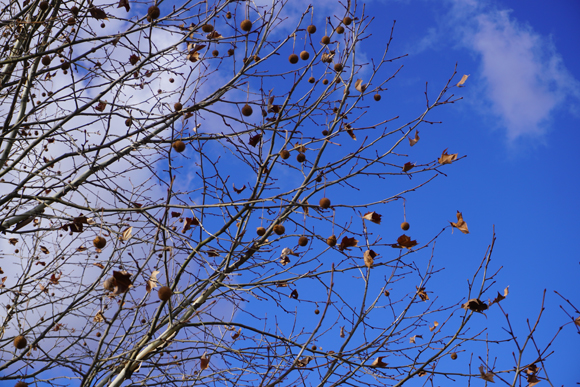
327 235 337 247
147 5 160 20
174 102 183 111
401 221 410 231
374 93 381 101
298 236 308 246
41 56 51 66
158 286 172 301
321 36 330 45
451 352 458 360
314 309 320 315
336 26 345 34
307 25 317 34
14 335 27 350
93 236 106 249
288 53 298 64
241 104 253 117
319 197 331 209
201 24 214 33
280 149 290 159
300 51 309 61
308 77 315 83
343 16 352 25
15 382 29 387
240 19 252 32
226 11 232 19
296 153 306 163
322 79 329 85
273 224 285 235
333 63 343 72
172 140 186 153
125 118 132 127
256 227 266 236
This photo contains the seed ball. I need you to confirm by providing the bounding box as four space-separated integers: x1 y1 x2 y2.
212 50 219 57
374 93 381 101
100 23 105 28
279 149 290 159
319 197 331 209
273 224 285 235
67 17 75 26
298 236 308 246
316 175 323 183
125 118 132 127
226 11 232 19
327 235 337 247
253 55 260 62
39 1 48 11
311 345 317 351
41 56 51 66
93 236 106 249
300 51 309 61
296 153 306 163
321 36 330 45
256 227 266 236
96 332 101 337
308 77 315 83
172 140 186 153
307 25 317 34
288 53 298 64
240 19 252 32
174 102 183 111
15 381 29 387
228 48 234 56
147 6 160 20
322 79 329 85
14 335 27 349
333 63 343 72
61 61 70 70
202 24 214 33
141 319 147 324
169 78 174 83
451 352 458 360
70 6 79 15
336 26 345 34
314 309 320 315
241 104 253 117
158 286 172 301
400 221 410 231
343 16 352 25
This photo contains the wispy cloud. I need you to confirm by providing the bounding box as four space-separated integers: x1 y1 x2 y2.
448 0 580 140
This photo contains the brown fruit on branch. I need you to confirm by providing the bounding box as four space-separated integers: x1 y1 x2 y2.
172 140 186 153
174 102 183 111
327 235 337 247
67 17 75 26
70 6 79 16
319 197 331 209
240 19 252 32
93 236 106 249
147 6 160 20
321 36 330 45
336 26 345 34
451 352 458 360
256 227 266 236
333 63 343 72
158 286 172 301
273 224 285 235
15 381 29 387
288 54 298 64
212 50 219 57
226 11 232 19
343 16 352 25
41 56 51 66
296 153 306 163
314 309 320 315
374 93 381 101
308 77 315 83
13 335 27 349
39 1 48 11
201 24 214 33
279 149 290 159
322 79 329 85
61 61 70 70
300 51 309 61
401 222 410 231
125 118 132 127
298 236 308 246
307 25 317 34
241 104 253 117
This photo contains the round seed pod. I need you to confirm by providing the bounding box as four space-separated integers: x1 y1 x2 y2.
343 16 352 25
336 26 345 34
327 235 337 247
298 236 308 246
61 61 70 70
322 79 329 85
273 224 285 235
147 6 160 20
307 25 317 34
158 286 172 301
100 23 105 28
212 50 219 57
288 54 298 64
15 381 29 387
70 6 79 16
401 222 410 231
174 102 183 111
93 236 106 249
240 19 252 32
14 335 27 349
226 11 232 19
279 149 290 159
296 153 306 163
316 174 323 182
300 51 309 61
333 63 343 72
41 56 51 66
39 1 48 11
308 77 315 83
172 140 186 153
201 24 214 33
241 104 253 117
322 130 329 136
66 17 75 26
319 197 331 209
125 118 132 127
256 227 266 236
96 332 101 337
321 36 330 45
314 309 320 315
374 94 381 101
451 352 458 360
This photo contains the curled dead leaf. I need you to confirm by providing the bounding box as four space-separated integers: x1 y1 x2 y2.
479 365 495 383
416 286 429 301
395 234 417 249
364 250 377 268
429 321 439 332
339 236 358 251
410 334 423 344
146 270 160 293
450 211 469 234
462 298 488 313
362 211 382 224
457 74 470 87
120 226 133 241
438 148 458 165
409 130 419 146
290 289 298 299
402 162 414 173
354 79 367 93
370 356 387 367
296 356 313 367
200 352 210 370
112 271 132 295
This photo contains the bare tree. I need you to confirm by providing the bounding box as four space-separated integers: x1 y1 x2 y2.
0 0 569 386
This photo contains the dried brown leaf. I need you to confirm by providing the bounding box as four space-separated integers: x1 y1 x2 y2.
575 316 580 327
462 298 488 313
117 0 130 12
296 356 313 367
438 148 458 165
112 271 132 295
457 74 470 87
49 272 61 285
231 328 241 340
77 246 87 252
429 321 439 332
362 211 382 224
364 250 377 268
370 356 387 367
410 334 423 344
93 262 104 269
94 101 107 112
89 6 108 20
491 286 509 306
409 130 420 146
339 236 358 251
40 246 49 254
93 311 105 323
9 238 18 245
290 289 298 299
233 184 246 194
321 50 335 63
340 326 345 338
200 353 210 370
396 234 417 249
121 226 133 241
416 286 429 301
402 162 414 173
450 211 469 234
527 374 540 387
479 365 495 383
146 270 160 293
354 79 367 93
248 133 262 147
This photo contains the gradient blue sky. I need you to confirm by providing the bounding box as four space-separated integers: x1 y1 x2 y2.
359 0 580 384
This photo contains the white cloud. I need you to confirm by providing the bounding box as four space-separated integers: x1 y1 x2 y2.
449 0 580 140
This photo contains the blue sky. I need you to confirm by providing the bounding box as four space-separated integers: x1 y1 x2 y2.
354 0 580 383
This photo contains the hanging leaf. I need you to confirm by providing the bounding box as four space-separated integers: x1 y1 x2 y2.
290 289 298 299
462 298 488 313
121 226 133 241
339 236 358 251
429 321 439 332
409 130 420 146
296 356 313 367
49 272 61 285
89 6 108 20
9 238 18 245
450 211 469 234
479 365 495 383
117 0 130 12
364 250 377 268
233 184 246 194
339 326 345 338
345 124 356 140
438 148 458 165
527 374 540 387
457 74 470 87
575 316 580 327
321 50 335 63
40 246 49 254
409 334 422 344
402 162 415 173
416 286 429 301
146 270 160 293
267 96 280 114
93 311 105 323
248 133 262 147
370 356 387 367
112 271 132 295
200 353 210 370
94 101 107 112
77 246 87 252
362 211 382 224
354 79 367 93
490 286 509 306
395 234 417 249
93 262 104 269
231 328 242 340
